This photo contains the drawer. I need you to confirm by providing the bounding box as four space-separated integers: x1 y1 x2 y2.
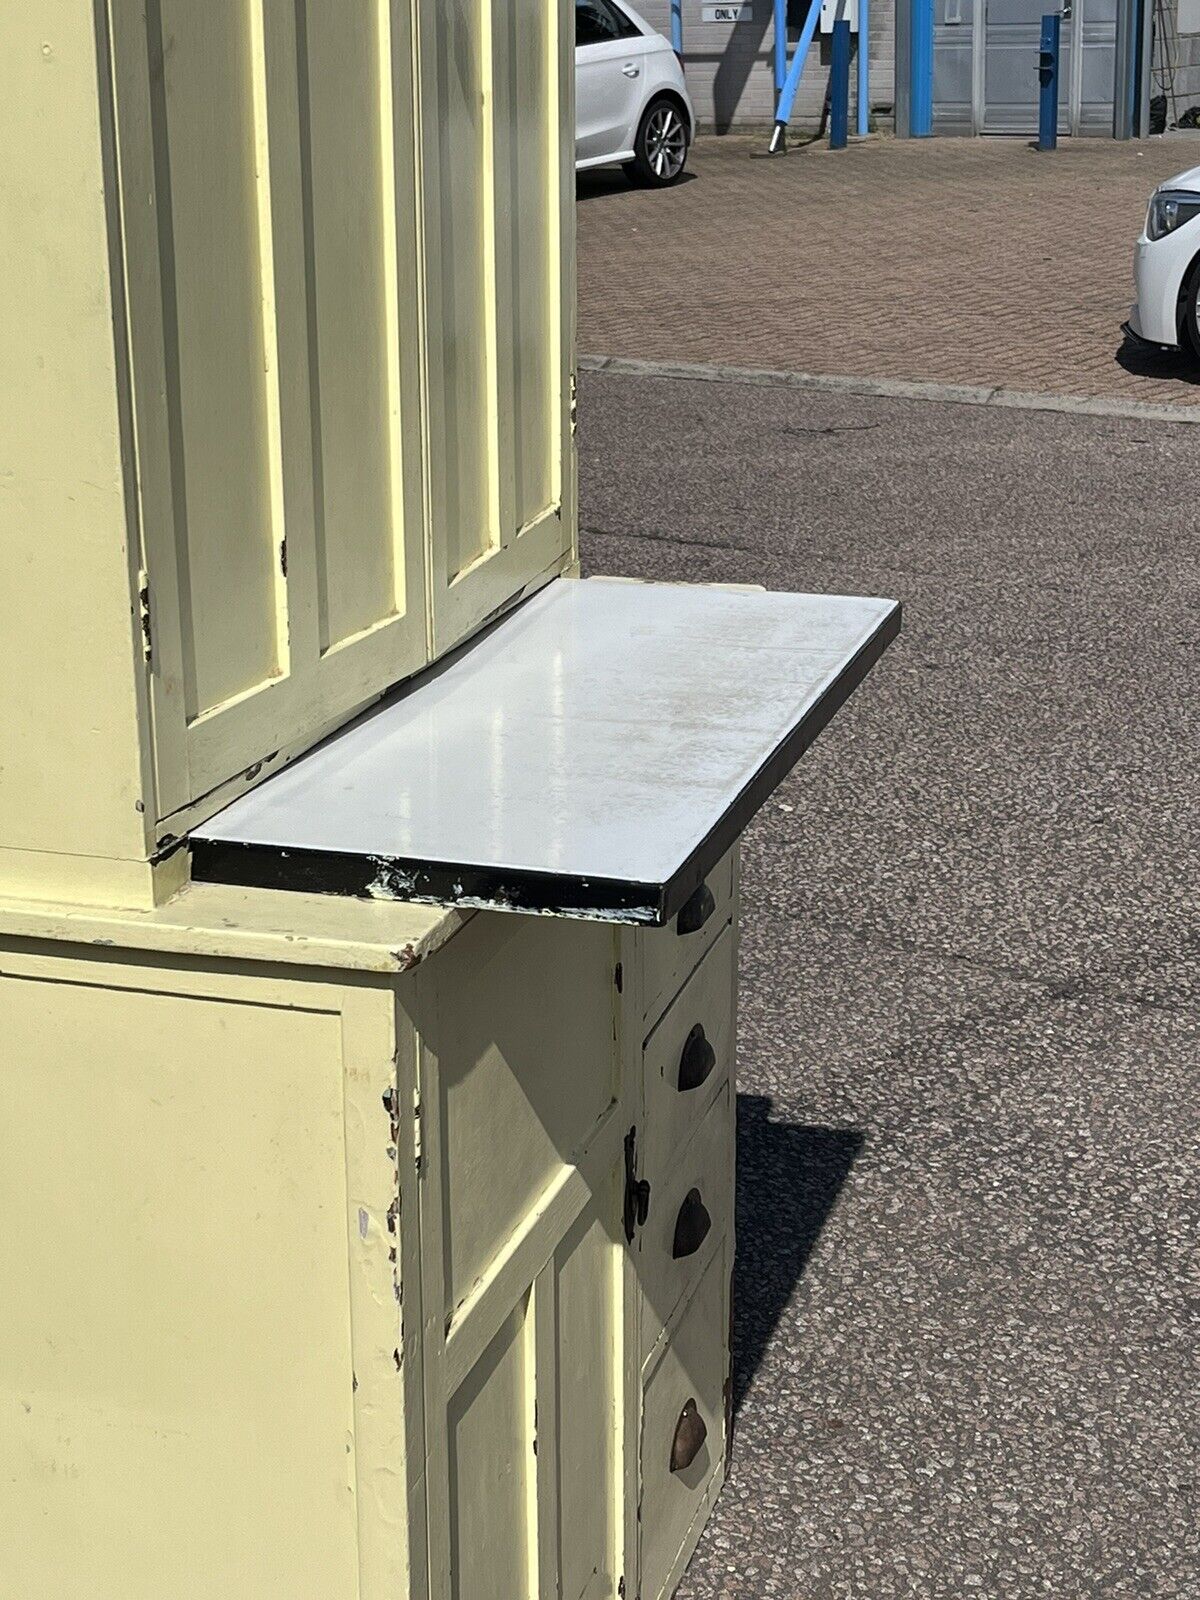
640 1242 729 1600
642 923 736 1187
640 849 736 1023
641 1082 733 1370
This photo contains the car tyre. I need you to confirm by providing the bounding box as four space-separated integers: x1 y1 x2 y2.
625 97 689 188
1182 263 1200 360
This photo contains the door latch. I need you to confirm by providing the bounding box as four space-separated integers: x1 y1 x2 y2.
623 1126 651 1243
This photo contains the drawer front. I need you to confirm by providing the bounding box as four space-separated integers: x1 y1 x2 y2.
641 850 736 1023
642 923 736 1187
641 1083 733 1369
640 1241 730 1600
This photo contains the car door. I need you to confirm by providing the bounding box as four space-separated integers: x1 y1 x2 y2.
575 0 646 163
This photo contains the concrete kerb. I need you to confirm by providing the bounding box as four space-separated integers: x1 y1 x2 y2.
579 353 1200 426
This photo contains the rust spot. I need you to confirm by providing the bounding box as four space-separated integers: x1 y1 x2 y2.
391 943 417 969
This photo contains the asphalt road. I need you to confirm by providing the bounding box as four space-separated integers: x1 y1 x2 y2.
578 370 1199 1599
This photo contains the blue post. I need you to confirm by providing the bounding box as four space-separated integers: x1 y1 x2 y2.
671 0 683 59
767 0 824 152
1038 12 1060 149
774 0 788 95
910 0 933 136
857 0 870 136
830 20 851 148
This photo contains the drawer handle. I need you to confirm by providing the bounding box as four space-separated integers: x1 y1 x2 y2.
672 1188 712 1260
670 1398 708 1474
676 882 716 937
678 1024 716 1093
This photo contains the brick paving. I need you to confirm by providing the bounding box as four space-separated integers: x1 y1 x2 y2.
577 134 1200 403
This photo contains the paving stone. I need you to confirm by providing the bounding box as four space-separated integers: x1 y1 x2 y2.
578 135 1200 405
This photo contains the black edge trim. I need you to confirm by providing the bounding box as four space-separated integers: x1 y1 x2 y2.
656 600 902 925
190 839 665 924
192 602 900 926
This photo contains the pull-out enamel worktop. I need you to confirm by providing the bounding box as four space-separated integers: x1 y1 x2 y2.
194 578 899 923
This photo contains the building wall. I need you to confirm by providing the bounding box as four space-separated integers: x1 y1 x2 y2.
630 0 896 131
1166 0 1200 106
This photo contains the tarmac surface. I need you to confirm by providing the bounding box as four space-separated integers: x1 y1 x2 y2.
577 367 1199 1598
578 135 1200 407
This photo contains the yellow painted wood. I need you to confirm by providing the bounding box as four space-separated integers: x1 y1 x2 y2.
107 0 430 818
0 3 154 886
0 1 576 901
642 921 738 1188
0 862 739 1599
640 850 737 1023
0 957 384 1598
417 0 575 655
639 1242 731 1600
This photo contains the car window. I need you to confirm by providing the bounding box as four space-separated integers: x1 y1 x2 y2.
576 0 641 47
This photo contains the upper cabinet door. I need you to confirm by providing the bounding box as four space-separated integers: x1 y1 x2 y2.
416 0 576 657
109 0 428 823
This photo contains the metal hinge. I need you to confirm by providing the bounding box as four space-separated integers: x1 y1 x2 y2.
623 1126 650 1244
137 568 153 668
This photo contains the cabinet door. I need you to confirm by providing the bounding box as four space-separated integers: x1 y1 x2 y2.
409 913 628 1598
108 0 428 822
415 0 575 656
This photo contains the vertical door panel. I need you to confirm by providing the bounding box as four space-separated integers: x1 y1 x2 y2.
300 0 399 651
152 0 283 718
493 0 557 534
418 0 573 656
448 1300 535 1600
425 0 496 585
110 0 428 825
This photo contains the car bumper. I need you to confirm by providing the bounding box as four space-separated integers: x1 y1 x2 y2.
1129 226 1199 348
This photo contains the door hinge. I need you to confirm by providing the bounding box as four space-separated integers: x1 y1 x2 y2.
412 1085 423 1175
623 1125 651 1245
137 569 153 668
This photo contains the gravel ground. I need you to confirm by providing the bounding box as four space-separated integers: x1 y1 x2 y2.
578 370 1199 1599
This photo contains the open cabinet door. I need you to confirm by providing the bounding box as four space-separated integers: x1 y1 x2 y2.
107 0 428 824
415 0 576 655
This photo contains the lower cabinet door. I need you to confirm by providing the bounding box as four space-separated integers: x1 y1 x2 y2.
639 1242 730 1600
432 1170 627 1600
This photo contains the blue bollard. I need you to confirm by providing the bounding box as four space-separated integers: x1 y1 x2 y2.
910 0 934 136
671 0 683 60
831 20 851 149
1038 13 1060 150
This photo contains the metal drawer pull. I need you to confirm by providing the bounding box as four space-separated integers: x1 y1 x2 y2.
677 1024 716 1092
676 882 716 937
670 1398 708 1474
672 1188 712 1259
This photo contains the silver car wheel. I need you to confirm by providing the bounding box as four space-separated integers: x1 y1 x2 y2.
644 106 687 181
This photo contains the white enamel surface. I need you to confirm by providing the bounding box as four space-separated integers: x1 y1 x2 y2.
197 578 898 890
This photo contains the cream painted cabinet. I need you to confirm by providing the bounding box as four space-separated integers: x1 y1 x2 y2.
0 0 575 906
0 855 739 1600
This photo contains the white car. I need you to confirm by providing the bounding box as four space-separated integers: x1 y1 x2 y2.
1126 166 1200 356
575 0 695 187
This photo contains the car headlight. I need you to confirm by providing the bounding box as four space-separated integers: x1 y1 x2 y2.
1146 189 1200 241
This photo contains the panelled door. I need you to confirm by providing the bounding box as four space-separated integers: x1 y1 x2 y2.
107 0 428 823
407 914 631 1600
415 0 575 658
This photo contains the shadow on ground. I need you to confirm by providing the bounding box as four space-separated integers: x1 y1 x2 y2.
576 169 699 203
732 1093 864 1417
